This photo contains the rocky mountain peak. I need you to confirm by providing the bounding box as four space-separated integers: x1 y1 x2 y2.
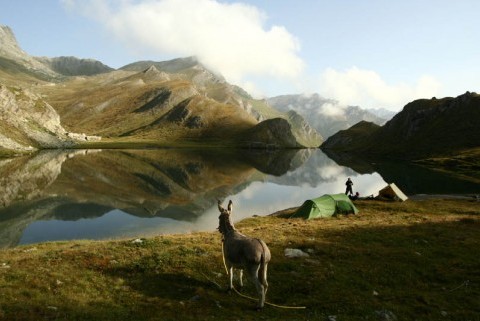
140 65 171 82
143 65 160 73
0 25 59 78
0 25 28 60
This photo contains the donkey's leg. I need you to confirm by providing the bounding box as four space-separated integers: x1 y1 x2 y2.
238 269 244 287
228 266 234 290
260 263 268 297
248 265 264 308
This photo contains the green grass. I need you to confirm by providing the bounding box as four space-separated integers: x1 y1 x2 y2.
0 198 478 320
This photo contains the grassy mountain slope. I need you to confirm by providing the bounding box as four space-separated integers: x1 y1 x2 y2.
36 58 321 147
0 56 61 86
321 121 381 152
38 66 258 145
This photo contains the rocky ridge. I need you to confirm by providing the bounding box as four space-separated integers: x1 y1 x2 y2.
37 56 114 76
322 92 480 159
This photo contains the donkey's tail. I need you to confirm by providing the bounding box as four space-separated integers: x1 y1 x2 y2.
256 239 269 287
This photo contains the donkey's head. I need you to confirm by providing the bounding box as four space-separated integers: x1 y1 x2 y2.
217 200 234 235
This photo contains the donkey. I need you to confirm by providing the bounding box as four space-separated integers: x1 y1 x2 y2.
217 200 271 309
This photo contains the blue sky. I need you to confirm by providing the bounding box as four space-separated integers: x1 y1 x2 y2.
1 0 479 111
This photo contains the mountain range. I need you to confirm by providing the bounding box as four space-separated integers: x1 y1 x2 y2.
0 25 322 151
0 25 396 153
4 23 475 163
267 93 393 139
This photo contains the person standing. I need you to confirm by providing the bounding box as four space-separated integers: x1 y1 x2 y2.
345 178 353 196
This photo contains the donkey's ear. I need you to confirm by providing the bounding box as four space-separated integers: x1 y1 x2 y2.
217 199 224 212
227 200 233 213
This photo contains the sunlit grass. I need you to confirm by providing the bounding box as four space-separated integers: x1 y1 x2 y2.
0 198 478 320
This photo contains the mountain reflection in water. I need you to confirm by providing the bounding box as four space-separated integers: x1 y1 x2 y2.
0 148 478 248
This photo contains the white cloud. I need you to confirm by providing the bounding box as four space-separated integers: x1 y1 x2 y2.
64 0 304 87
319 67 442 111
318 102 346 118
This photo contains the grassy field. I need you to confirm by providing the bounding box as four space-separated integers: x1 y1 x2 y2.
0 199 478 321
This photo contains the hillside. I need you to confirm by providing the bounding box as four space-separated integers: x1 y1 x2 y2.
321 120 381 152
0 84 98 152
37 65 260 146
35 57 323 147
322 92 480 159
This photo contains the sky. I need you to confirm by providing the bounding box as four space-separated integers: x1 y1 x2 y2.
1 0 479 111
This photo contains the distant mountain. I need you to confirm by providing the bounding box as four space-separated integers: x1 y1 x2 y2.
0 25 112 81
37 56 114 76
366 107 397 121
267 93 387 139
322 92 480 159
121 57 211 75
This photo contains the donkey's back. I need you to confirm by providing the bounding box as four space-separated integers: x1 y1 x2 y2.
223 231 271 268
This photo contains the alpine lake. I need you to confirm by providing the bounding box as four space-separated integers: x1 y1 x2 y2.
1 148 478 249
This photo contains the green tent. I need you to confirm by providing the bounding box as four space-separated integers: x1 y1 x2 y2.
291 193 359 219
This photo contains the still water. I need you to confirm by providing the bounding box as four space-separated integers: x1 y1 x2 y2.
0 148 478 248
